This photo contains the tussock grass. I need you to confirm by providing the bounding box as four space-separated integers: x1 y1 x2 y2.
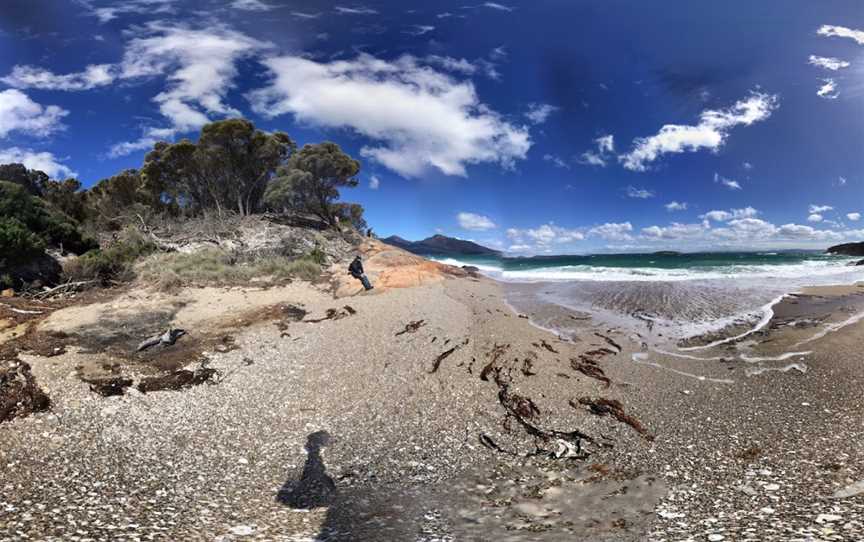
136 249 322 290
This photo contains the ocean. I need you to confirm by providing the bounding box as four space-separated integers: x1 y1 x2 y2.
431 251 864 347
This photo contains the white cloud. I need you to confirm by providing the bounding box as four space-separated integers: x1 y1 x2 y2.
110 23 270 156
700 206 758 222
507 224 584 246
525 103 558 124
589 222 633 241
507 243 532 252
714 172 742 190
847 212 861 221
809 204 833 213
231 0 275 10
808 55 850 71
642 222 707 240
0 147 75 178
578 134 614 167
335 5 378 15
81 0 175 23
425 56 476 75
817 25 864 45
405 25 435 36
742 161 753 170
817 78 839 99
248 53 531 177
596 135 614 154
458 212 497 231
291 11 322 19
665 201 688 211
543 154 569 169
369 175 380 190
620 91 778 171
482 2 514 11
0 89 68 138
838 176 848 186
625 186 655 199
807 213 824 223
1 64 116 91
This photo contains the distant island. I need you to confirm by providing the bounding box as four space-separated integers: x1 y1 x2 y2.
382 234 500 256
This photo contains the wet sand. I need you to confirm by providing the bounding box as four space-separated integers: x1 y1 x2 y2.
1 274 863 540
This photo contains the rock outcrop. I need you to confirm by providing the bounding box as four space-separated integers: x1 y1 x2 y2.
826 242 864 256
331 239 472 297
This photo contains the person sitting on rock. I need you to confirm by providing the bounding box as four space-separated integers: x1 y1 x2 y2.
348 255 373 291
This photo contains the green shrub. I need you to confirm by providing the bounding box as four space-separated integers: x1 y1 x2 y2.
307 246 327 265
63 228 156 282
0 217 45 264
0 181 97 259
136 249 322 289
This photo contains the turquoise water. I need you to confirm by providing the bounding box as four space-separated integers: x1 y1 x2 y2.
431 251 864 343
430 251 860 282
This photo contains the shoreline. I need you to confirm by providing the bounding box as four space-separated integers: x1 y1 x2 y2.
1 267 863 540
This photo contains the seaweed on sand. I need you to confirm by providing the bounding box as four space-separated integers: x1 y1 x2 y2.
0 361 50 423
572 397 654 441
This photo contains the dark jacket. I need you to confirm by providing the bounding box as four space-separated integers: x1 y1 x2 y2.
348 259 364 277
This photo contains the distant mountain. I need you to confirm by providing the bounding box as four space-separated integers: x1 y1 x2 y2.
382 234 500 256
826 242 864 256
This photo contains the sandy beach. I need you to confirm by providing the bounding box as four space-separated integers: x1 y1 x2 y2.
2 252 864 541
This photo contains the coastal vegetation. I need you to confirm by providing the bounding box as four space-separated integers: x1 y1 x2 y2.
0 118 367 291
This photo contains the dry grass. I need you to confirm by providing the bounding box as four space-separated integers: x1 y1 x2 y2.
136 249 322 291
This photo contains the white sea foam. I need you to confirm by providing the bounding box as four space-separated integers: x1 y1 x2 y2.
792 309 864 347
739 351 812 363
631 353 735 384
432 257 864 284
746 363 808 376
677 294 787 351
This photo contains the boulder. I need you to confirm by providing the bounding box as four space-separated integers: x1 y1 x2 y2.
331 239 470 297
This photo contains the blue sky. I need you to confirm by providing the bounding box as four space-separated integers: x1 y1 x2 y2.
2 1 864 253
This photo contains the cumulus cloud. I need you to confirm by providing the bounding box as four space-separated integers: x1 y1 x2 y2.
848 212 861 221
458 212 497 231
807 213 824 222
642 222 707 240
1 64 115 91
714 172 742 190
625 186 655 199
817 78 839 99
507 224 584 247
589 222 633 241
248 53 531 177
620 91 778 171
808 55 850 71
578 134 614 167
809 204 833 213
0 147 75 178
369 175 380 189
525 103 558 124
0 89 68 138
665 201 688 211
700 207 758 222
817 24 864 45
109 23 270 156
